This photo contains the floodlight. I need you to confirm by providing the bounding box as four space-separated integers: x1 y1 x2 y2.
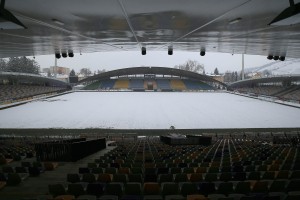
62 52 67 58
55 53 61 59
200 50 206 56
279 56 285 61
141 47 146 55
68 51 74 57
267 55 273 60
168 46 173 55
273 56 279 60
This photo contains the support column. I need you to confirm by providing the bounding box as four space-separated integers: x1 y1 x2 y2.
241 54 245 80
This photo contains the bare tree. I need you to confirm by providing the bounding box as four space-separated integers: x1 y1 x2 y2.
80 68 92 77
174 60 205 74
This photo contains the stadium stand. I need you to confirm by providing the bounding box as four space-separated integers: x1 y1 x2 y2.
80 67 221 92
183 80 215 90
129 79 145 91
0 133 299 200
84 78 216 92
83 81 100 90
0 84 69 104
170 79 186 90
114 79 130 89
156 79 171 91
281 86 300 101
237 86 283 96
236 86 300 102
229 76 300 103
99 79 116 90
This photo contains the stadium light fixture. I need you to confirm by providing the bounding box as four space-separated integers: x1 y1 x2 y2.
200 50 206 56
279 56 286 61
267 55 273 60
168 46 173 55
55 53 61 59
269 0 300 26
61 52 67 58
273 56 279 60
68 51 74 57
0 0 27 30
141 47 146 55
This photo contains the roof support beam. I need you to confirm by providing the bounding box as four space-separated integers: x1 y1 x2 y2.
117 0 141 50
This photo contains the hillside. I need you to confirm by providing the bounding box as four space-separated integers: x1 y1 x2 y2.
245 59 300 75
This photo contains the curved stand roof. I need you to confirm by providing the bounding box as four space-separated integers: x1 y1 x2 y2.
78 66 227 87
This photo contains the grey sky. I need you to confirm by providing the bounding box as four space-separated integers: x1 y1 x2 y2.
34 51 275 74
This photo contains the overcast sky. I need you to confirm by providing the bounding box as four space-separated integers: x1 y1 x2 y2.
33 51 275 74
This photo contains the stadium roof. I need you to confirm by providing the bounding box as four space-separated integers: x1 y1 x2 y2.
1 0 300 58
0 71 69 86
229 74 300 87
78 66 227 86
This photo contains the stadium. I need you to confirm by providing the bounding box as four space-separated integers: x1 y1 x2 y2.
1 1 300 200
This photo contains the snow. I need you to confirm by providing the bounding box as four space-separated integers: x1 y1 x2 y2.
0 92 299 129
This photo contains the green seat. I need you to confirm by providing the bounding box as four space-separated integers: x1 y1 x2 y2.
91 167 103 174
290 170 300 179
269 180 286 193
131 167 143 174
234 181 251 195
88 163 98 168
219 172 232 182
162 182 180 197
124 182 142 195
128 174 143 183
68 183 85 197
174 173 188 182
262 171 275 180
2 166 14 173
7 173 22 186
82 173 96 183
67 173 80 183
183 167 194 174
158 174 173 183
218 182 233 195
48 184 66 197
204 173 218 182
105 182 123 197
208 166 219 173
170 168 181 174
180 182 198 197
105 167 117 174
248 171 261 180
112 174 127 184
